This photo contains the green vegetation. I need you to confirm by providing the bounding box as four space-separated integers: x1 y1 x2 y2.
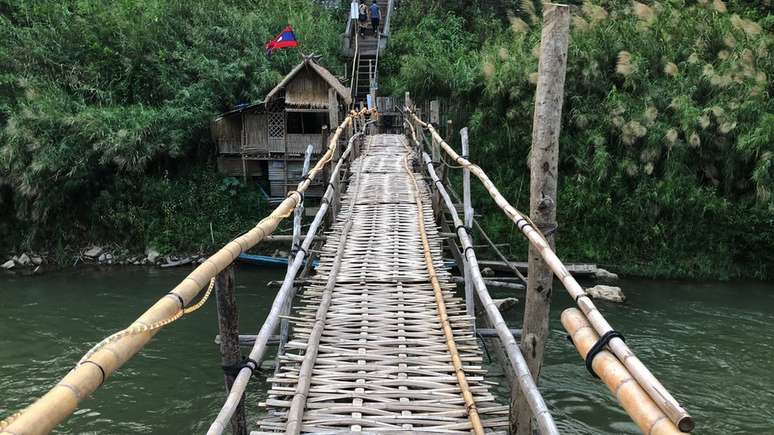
0 0 342 254
1 0 771 279
382 0 772 279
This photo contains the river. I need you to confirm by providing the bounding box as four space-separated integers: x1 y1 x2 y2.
1 266 772 434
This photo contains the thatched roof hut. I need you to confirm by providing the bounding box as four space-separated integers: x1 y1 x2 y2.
211 58 350 197
266 59 351 109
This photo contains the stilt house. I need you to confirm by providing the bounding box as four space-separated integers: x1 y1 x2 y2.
212 58 351 197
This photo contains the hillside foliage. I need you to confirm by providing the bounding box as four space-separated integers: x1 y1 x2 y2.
0 0 342 252
0 0 771 278
383 0 772 278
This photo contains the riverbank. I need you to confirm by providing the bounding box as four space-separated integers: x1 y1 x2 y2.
0 244 298 275
3 243 773 283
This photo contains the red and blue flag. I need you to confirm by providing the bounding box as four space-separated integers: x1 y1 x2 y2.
265 25 299 56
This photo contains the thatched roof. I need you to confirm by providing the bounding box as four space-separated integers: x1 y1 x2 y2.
265 58 351 107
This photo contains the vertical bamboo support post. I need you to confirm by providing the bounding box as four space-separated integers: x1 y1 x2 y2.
515 5 570 435
442 119 452 189
461 127 475 322
214 266 247 435
277 145 314 353
404 91 412 135
240 112 247 183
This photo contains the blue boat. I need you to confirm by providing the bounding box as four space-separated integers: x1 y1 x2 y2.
238 253 321 268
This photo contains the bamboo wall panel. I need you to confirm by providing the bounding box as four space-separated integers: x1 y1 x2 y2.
214 115 242 154
244 113 268 152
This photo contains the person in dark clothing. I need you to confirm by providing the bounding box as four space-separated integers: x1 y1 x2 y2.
358 0 368 37
370 1 380 37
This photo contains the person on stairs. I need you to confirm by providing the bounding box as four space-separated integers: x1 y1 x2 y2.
358 0 368 37
370 0 381 37
350 0 359 24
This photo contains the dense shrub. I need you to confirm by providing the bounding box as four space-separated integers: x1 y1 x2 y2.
0 0 342 253
384 0 772 278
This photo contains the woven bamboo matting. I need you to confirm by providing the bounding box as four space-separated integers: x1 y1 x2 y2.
255 135 507 434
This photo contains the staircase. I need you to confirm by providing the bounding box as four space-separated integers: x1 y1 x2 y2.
346 0 392 107
352 55 375 103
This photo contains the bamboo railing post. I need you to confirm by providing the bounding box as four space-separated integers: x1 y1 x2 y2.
277 145 314 353
461 127 475 321
214 266 247 435
516 5 570 434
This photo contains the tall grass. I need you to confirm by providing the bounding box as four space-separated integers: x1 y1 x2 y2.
384 0 772 279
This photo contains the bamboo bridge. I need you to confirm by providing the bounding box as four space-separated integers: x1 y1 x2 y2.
1 5 695 435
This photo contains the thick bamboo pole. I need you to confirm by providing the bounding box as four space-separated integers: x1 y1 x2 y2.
0 109 372 435
562 309 685 435
408 110 694 432
401 140 485 435
517 5 571 434
405 121 558 435
214 267 247 435
206 123 368 435
277 145 314 353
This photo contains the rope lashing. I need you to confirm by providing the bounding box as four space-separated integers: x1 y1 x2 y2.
77 277 217 367
1 277 217 431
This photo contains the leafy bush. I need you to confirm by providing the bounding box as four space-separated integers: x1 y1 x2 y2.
0 0 341 253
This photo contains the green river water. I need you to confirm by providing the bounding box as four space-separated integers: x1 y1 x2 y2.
1 266 773 434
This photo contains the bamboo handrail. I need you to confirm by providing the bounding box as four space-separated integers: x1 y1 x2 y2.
408 110 694 433
206 115 373 435
350 32 359 101
406 121 559 435
0 109 373 435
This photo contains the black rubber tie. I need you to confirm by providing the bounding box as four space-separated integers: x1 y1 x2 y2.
168 292 185 310
243 358 259 373
575 292 591 303
82 360 106 386
585 330 625 378
455 224 468 235
464 246 475 256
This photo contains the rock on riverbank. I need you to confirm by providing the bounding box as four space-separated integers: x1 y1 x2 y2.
1 246 207 272
587 285 626 303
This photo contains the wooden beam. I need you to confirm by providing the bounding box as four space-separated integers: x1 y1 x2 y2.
516 5 570 435
214 266 247 435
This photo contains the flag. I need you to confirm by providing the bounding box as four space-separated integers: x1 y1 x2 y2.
265 25 299 56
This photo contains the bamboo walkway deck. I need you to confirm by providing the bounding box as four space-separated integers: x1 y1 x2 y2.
255 135 507 434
